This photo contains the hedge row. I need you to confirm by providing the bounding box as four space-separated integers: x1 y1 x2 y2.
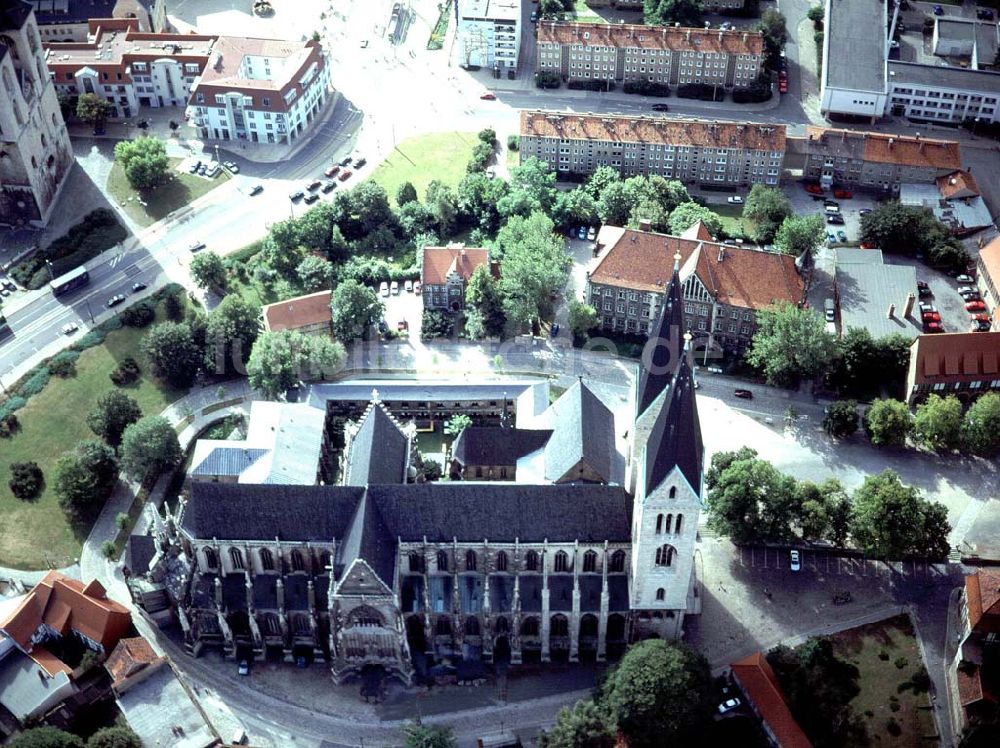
732 84 773 104
676 83 725 102
567 79 615 91
623 81 671 97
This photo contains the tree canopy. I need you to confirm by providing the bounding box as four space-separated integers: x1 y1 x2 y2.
120 416 182 481
403 723 456 748
55 440 119 518
914 394 963 451
86 390 142 447
746 302 836 385
822 400 859 439
114 137 171 191
568 300 599 339
296 254 335 292
85 727 143 748
75 93 110 126
543 700 615 748
464 264 506 339
247 330 346 398
189 252 227 292
8 727 84 748
330 280 384 341
495 211 571 329
666 201 722 237
141 321 202 388
774 214 825 256
864 398 914 447
203 295 261 376
644 0 703 28
743 184 792 243
705 448 799 544
850 469 951 559
962 392 1000 457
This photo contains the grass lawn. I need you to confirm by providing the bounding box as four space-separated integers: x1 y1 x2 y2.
371 132 480 200
571 0 608 22
712 202 756 238
107 157 230 228
0 296 192 569
831 615 937 746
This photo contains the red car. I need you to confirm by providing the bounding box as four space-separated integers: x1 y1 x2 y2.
924 322 943 332
778 79 788 93
859 242 877 249
970 313 990 322
922 311 941 322
480 92 497 100
833 189 853 199
324 164 340 178
397 320 409 332
338 169 352 181
805 184 824 195
966 300 987 312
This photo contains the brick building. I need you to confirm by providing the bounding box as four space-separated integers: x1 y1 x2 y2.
519 110 785 186
262 290 333 336
948 570 1000 734
906 331 1000 405
420 245 493 311
975 235 1000 316
535 22 764 90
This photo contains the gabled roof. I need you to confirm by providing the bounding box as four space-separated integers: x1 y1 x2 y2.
936 170 980 200
644 356 703 496
261 290 332 333
542 381 615 483
451 427 552 467
343 401 409 486
190 446 269 477
636 257 685 417
731 652 812 748
0 1 32 30
105 637 159 686
908 332 1000 386
965 570 1000 634
979 235 1000 288
0 571 131 654
339 492 397 589
536 21 765 55
421 246 490 286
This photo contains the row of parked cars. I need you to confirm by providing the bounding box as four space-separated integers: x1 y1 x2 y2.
379 279 420 296
291 155 366 204
917 273 988 333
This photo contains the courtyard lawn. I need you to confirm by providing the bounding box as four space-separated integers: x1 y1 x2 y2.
572 0 608 22
107 157 230 228
713 202 756 239
831 615 937 746
0 296 192 569
370 132 480 200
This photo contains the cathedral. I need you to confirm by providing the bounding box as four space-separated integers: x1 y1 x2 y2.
133 259 704 684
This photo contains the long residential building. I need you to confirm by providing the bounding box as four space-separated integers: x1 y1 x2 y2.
519 110 784 186
536 21 765 89
586 222 806 354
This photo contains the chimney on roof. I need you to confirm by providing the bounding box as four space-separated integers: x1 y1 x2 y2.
743 32 748 42
887 302 896 319
686 29 691 42
718 246 725 262
919 141 925 153
903 293 916 319
888 138 894 150
638 218 651 231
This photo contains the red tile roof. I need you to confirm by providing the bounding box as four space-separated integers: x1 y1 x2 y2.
590 223 804 309
909 332 1000 386
31 647 72 678
965 570 1000 634
105 636 160 685
421 246 490 286
731 652 813 748
978 235 1000 290
0 571 131 655
261 290 332 333
537 21 765 56
957 663 985 707
521 111 786 152
862 133 962 170
936 170 980 200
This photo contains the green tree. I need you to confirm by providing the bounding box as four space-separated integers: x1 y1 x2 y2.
644 0 703 28
296 254 335 292
914 394 963 451
464 263 506 339
596 180 635 226
403 723 456 748
396 181 419 206
552 188 599 231
743 184 792 243
86 726 142 748
189 252 227 291
568 300 599 339
397 201 438 240
601 639 712 748
86 390 142 446
9 461 44 500
425 180 460 236
495 212 571 328
141 321 202 388
542 699 614 748
774 214 825 256
457 172 509 233
8 727 84 748
962 392 1000 457
705 449 799 543
864 398 914 447
120 417 181 480
807 5 824 24
299 335 347 382
850 470 951 558
795 477 850 545
55 441 118 518
114 137 170 190
204 295 260 376
757 9 788 69
584 165 622 200
503 157 557 215
330 279 384 341
444 413 472 437
296 201 339 253
75 93 110 127
822 400 859 438
247 330 301 398
667 201 723 236
746 302 837 386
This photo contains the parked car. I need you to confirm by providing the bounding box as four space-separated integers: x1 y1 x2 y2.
338 170 353 181
106 294 126 308
303 193 320 204
189 240 206 252
2 280 15 292
956 274 974 284
805 183 824 195
933 4 944 15
224 161 239 174
405 279 414 293
919 302 936 313
960 291 980 301
833 189 853 199
188 160 201 174
970 313 991 322
977 9 995 20
966 300 987 312
727 196 744 204
972 320 991 332
922 311 941 322
577 226 587 240
837 230 848 242
826 231 837 243
324 164 340 178
306 179 322 191
916 280 929 290
925 321 943 332
414 281 422 295
131 282 147 293
321 180 336 193
397 319 409 332
718 697 741 714
249 184 264 196
339 156 353 167
238 660 250 676
480 92 497 100
859 241 877 249
651 103 670 112
859 208 872 215
587 226 596 240
379 281 389 297
790 550 801 572
197 163 208 176
778 78 788 94
734 389 753 399
62 322 79 335
826 214 845 225
824 203 841 214
354 157 367 168
390 280 400 295
530 9 538 22
289 189 305 201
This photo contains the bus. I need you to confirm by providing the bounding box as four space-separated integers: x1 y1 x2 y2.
49 265 90 296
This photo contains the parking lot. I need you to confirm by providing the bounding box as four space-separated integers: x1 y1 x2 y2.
785 184 878 248
380 283 424 340
884 255 987 334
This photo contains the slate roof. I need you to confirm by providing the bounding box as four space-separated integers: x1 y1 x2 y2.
541 381 615 483
344 402 409 486
339 491 397 590
190 447 269 477
451 427 552 467
636 258 685 417
644 357 704 495
125 535 156 576
0 1 32 30
30 0 115 24
181 482 364 542
253 575 277 610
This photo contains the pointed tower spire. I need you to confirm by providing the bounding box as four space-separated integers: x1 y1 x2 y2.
635 251 686 417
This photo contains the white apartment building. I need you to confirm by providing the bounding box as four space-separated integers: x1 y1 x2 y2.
189 36 332 146
519 111 785 186
457 0 521 70
537 22 765 89
29 0 166 42
1 1 73 227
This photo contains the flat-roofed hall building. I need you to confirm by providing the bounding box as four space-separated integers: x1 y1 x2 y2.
536 21 765 89
457 0 521 71
519 110 785 186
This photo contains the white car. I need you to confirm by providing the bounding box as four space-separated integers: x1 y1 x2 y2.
956 274 974 284
790 550 801 572
61 322 79 335
587 226 596 241
718 697 741 714
379 281 389 297
404 279 414 293
390 280 400 295
188 240 206 252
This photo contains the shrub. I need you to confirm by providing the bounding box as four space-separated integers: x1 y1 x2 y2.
507 134 519 151
567 79 613 91
0 396 27 422
0 413 21 438
115 511 130 530
910 666 931 693
48 350 80 378
9 461 44 500
121 301 155 327
732 82 773 103
19 367 51 398
886 718 901 737
164 292 184 321
864 709 874 718
421 310 454 339
623 80 670 97
535 71 561 88
101 540 117 560
73 329 107 350
878 650 890 661
894 656 908 669
110 357 141 386
677 83 725 101
889 701 900 712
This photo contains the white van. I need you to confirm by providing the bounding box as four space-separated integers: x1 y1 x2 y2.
824 298 836 322
230 728 248 745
